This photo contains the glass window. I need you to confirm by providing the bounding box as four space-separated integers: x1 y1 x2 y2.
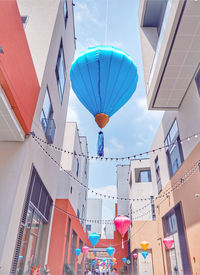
64 217 71 264
16 207 48 274
86 224 91 231
40 87 53 133
165 120 184 178
21 16 27 27
70 230 77 272
63 0 68 27
195 68 200 96
76 159 79 177
139 170 152 182
55 40 66 103
155 157 162 194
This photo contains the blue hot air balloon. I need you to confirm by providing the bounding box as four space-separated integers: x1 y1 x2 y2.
75 248 81 256
142 251 148 259
70 46 138 156
89 233 100 247
122 257 127 263
106 246 114 256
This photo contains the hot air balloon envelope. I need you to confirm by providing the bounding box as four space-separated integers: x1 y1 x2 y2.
122 257 127 263
133 253 137 259
70 46 138 128
82 246 89 255
89 233 100 247
75 248 81 256
106 246 115 256
142 251 148 259
140 241 149 251
163 237 174 250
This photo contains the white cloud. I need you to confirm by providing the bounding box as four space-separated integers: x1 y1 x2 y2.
135 96 164 121
104 137 124 155
88 184 117 199
67 105 80 125
75 2 99 25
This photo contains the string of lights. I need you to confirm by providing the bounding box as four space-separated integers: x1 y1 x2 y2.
32 134 200 206
30 131 200 161
32 136 151 202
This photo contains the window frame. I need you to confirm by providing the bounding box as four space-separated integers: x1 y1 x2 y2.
40 87 54 135
55 39 67 103
164 119 184 178
155 156 162 194
63 0 68 28
195 68 200 96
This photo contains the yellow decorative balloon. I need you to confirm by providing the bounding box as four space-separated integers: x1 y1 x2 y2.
98 260 101 264
112 258 116 264
140 241 149 251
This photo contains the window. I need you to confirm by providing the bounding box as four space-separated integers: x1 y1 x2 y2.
165 120 184 178
64 217 71 263
55 39 66 103
63 0 68 27
138 170 152 182
70 230 77 272
150 196 156 220
77 209 80 219
84 158 87 177
86 224 91 231
21 16 28 27
195 68 200 96
155 156 162 194
12 166 52 274
76 159 79 177
70 186 72 194
40 87 55 144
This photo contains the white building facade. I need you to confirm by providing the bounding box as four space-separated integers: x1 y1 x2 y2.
0 0 76 274
86 198 103 236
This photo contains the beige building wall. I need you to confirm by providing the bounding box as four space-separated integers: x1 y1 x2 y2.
0 0 75 273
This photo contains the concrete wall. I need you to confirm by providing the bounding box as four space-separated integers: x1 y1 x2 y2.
129 159 154 221
0 0 75 273
57 122 89 230
86 199 102 235
117 165 130 216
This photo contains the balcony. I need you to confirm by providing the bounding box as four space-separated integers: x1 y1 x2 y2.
139 0 200 110
0 86 24 141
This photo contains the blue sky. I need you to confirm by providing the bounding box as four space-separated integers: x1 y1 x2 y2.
67 0 163 219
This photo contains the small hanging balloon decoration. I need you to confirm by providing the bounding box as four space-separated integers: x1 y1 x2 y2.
70 46 138 156
142 251 148 259
95 257 98 261
112 258 116 264
89 233 100 247
163 237 174 250
114 215 131 248
75 248 81 256
140 241 149 251
133 253 138 259
106 246 115 256
82 246 89 255
122 257 127 264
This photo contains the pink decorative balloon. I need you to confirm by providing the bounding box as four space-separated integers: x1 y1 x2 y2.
163 237 174 250
114 215 131 248
95 257 98 261
82 246 89 255
133 253 137 259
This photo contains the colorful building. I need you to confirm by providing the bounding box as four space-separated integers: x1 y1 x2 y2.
129 1 200 274
0 0 76 273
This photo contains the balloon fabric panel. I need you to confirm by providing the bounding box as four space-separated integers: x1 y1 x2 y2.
70 46 138 120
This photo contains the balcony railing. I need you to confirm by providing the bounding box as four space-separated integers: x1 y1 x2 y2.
41 118 56 144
